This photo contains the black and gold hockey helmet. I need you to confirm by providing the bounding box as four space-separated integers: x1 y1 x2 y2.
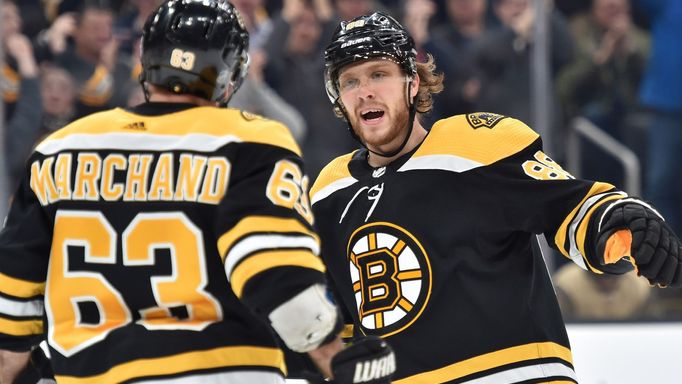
323 11 417 106
140 0 249 105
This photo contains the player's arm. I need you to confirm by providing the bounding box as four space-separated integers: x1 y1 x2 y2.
508 140 682 285
484 119 682 286
0 350 30 383
0 171 53 382
215 139 394 383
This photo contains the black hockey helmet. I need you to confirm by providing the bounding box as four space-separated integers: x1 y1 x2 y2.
323 11 417 106
140 0 249 105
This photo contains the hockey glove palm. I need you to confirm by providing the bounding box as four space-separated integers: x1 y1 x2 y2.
331 336 396 384
597 201 682 286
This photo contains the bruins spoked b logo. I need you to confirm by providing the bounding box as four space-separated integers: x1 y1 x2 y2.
347 222 431 337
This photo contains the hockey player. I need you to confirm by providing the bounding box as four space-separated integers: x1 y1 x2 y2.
0 1 395 383
311 11 682 383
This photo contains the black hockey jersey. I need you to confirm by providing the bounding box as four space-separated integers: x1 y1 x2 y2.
311 113 628 383
0 103 324 383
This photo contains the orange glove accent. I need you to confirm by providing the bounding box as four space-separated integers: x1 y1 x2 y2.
603 229 637 272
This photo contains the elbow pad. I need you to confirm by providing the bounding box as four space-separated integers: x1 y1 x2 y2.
268 283 341 352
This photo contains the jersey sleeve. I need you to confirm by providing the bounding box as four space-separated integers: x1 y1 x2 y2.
0 173 52 351
476 124 629 274
214 140 326 317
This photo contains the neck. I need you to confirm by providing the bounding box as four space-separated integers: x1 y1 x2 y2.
367 119 428 167
148 90 214 106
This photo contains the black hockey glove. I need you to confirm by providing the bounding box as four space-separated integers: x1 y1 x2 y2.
596 201 682 287
14 347 54 384
331 336 396 384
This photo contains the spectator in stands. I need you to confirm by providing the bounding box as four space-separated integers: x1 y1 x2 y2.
554 262 653 321
264 0 355 177
230 0 307 141
404 0 491 123
11 0 50 39
634 0 682 236
334 0 374 21
114 0 161 56
40 66 78 135
556 0 649 187
34 11 77 62
472 0 573 143
2 0 43 190
232 0 274 50
52 0 133 118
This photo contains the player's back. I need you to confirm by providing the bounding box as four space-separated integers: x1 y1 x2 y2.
9 103 308 383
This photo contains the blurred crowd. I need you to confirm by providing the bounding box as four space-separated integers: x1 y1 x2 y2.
2 0 682 321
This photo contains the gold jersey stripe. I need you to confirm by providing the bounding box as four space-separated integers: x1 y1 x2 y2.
0 272 45 298
0 317 42 336
393 341 573 384
217 216 319 261
230 250 326 298
310 152 355 198
554 182 615 269
39 107 301 156
54 345 286 384
413 115 539 166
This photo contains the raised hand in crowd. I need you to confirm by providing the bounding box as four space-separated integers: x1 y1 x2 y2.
40 12 76 55
4 33 39 78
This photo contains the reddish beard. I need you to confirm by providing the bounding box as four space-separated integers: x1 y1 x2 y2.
351 103 412 154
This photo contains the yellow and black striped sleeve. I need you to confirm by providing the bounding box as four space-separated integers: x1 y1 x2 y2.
0 177 50 351
464 117 629 273
214 136 326 315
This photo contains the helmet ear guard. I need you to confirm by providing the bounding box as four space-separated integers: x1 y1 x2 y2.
140 0 250 105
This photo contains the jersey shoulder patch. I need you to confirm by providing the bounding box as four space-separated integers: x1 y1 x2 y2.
412 113 539 166
465 112 507 129
310 152 357 205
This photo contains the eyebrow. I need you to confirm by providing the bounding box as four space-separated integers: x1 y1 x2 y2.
339 61 398 80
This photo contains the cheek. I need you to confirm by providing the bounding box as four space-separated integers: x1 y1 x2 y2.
339 95 355 114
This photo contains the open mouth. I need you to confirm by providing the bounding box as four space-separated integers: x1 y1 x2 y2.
361 109 385 122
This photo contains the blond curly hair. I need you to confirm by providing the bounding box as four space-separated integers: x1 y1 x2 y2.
414 54 444 114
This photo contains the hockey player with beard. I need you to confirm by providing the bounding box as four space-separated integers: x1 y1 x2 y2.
311 11 682 384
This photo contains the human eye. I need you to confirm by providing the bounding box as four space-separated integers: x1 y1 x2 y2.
371 71 387 80
339 77 359 92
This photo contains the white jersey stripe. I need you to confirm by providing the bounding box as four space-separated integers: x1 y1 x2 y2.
568 191 627 270
224 234 320 278
460 362 577 384
311 176 358 206
0 295 44 317
136 370 285 384
398 154 483 174
35 133 243 155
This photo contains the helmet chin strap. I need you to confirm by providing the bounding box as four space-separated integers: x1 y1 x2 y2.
342 77 417 160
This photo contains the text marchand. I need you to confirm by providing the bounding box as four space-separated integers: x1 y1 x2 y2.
29 152 230 206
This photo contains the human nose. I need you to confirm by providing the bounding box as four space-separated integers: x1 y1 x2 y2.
355 78 375 99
